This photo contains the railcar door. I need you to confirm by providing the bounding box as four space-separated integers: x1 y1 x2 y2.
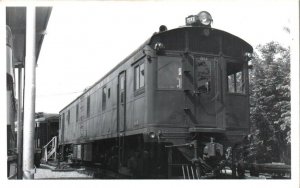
118 71 126 133
183 55 223 129
117 71 126 165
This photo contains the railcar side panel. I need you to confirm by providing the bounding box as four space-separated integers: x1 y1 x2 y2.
154 91 185 125
225 95 249 129
132 95 145 129
60 52 151 145
125 99 134 131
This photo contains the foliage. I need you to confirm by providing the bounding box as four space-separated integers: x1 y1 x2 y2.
248 41 290 164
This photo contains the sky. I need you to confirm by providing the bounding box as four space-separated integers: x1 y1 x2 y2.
32 0 297 113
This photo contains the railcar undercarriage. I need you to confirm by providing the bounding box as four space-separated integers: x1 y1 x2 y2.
57 132 290 179
58 132 261 179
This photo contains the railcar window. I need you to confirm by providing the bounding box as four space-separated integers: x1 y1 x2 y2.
227 62 244 93
157 56 182 89
228 74 235 93
108 88 111 98
120 76 125 90
134 63 145 91
102 86 107 111
62 113 65 128
67 110 70 125
135 66 139 90
87 96 90 118
140 63 145 88
120 76 125 103
236 72 243 93
76 104 79 122
195 58 211 93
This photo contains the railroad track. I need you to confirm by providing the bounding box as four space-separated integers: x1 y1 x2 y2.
40 161 291 179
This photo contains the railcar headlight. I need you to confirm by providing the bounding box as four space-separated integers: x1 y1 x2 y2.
244 52 252 58
198 11 213 26
154 42 165 52
149 132 156 139
244 52 253 61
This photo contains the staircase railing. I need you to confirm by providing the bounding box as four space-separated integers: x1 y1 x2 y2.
42 136 57 162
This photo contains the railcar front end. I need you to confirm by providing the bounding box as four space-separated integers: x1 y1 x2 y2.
142 12 253 177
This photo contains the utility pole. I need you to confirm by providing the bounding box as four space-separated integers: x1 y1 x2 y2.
23 6 36 179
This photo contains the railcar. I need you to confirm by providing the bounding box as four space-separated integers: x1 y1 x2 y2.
7 25 17 179
59 11 253 178
34 112 59 166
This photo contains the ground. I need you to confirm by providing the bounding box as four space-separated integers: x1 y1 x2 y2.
34 164 92 179
33 164 288 179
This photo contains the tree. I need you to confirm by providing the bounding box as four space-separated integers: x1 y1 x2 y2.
249 42 290 164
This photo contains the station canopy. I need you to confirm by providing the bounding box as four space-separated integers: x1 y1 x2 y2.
6 7 52 68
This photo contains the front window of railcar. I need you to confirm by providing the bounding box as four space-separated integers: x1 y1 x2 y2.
227 62 245 94
195 58 211 93
157 56 182 89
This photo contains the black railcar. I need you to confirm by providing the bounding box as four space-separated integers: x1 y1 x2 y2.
59 11 253 178
34 112 59 166
7 25 17 179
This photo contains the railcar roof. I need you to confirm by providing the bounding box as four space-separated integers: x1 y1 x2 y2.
59 26 253 113
35 112 59 123
154 26 253 53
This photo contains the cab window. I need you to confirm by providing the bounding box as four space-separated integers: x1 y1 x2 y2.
195 57 211 93
227 62 244 93
157 56 182 89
